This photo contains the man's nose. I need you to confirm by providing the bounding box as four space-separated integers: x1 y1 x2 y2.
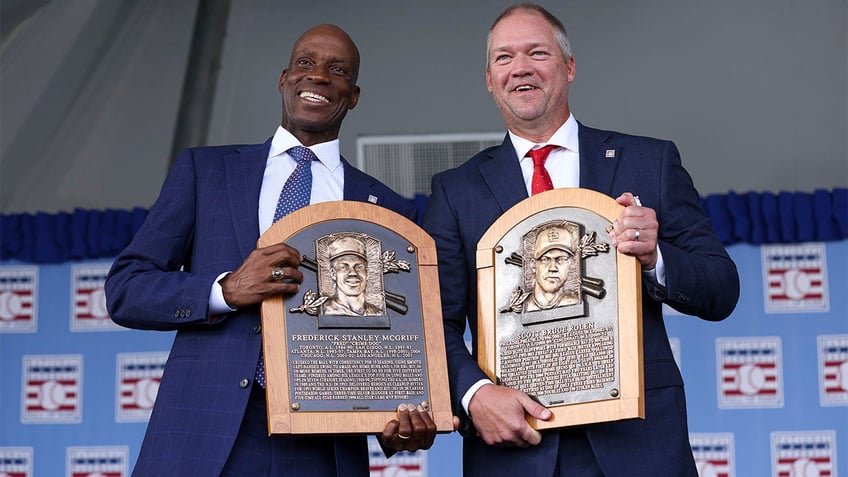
511 53 535 76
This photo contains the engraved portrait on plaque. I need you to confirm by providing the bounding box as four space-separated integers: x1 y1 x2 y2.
499 220 609 325
321 234 385 317
477 188 644 429
288 232 412 329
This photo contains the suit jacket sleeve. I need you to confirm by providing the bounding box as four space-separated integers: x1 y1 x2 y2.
105 148 223 331
649 140 739 320
422 172 490 423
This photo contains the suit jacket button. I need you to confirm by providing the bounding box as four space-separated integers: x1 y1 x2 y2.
239 378 250 389
253 324 262 334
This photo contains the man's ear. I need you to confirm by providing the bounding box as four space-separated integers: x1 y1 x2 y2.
348 85 361 110
278 69 288 93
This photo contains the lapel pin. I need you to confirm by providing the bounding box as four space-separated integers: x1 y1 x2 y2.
605 149 616 158
368 195 378 204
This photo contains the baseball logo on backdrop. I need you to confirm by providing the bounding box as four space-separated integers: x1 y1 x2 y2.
368 438 425 477
21 355 83 423
0 446 33 477
66 446 128 477
762 243 829 314
690 433 734 477
818 334 848 407
116 352 168 422
70 264 120 331
0 266 38 333
716 337 783 409
770 431 835 477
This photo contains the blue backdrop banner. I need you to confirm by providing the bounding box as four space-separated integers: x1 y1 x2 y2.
1 189 846 476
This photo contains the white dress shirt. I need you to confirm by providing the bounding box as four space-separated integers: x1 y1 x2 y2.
511 114 581 192
209 126 346 315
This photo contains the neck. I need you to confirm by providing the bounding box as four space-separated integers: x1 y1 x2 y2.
336 293 366 311
510 110 570 144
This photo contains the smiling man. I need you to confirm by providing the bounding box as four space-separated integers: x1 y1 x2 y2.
421 3 739 476
105 24 436 477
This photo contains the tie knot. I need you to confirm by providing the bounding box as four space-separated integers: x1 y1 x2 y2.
288 146 316 164
527 145 558 166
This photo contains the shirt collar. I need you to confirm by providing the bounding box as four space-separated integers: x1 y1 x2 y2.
508 114 579 160
269 125 342 170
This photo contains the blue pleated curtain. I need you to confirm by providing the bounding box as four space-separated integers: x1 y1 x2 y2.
2 188 846 264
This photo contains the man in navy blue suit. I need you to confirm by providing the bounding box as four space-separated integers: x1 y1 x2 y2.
106 24 435 476
421 4 740 476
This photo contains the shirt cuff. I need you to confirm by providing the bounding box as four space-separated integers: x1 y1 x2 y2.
462 379 493 416
209 272 237 315
642 246 666 287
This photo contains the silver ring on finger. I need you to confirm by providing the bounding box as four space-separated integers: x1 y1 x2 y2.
271 267 285 280
634 229 641 242
397 433 411 440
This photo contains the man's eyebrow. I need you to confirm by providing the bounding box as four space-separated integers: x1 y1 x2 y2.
492 41 550 52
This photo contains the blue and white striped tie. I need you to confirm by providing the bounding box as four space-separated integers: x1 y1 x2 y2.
256 145 315 388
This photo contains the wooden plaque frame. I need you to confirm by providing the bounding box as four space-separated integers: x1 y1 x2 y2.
257 201 453 434
477 188 644 429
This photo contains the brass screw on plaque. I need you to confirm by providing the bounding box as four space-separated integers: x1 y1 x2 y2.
407 245 415 253
291 402 301 411
420 401 430 410
495 245 503 253
610 389 620 398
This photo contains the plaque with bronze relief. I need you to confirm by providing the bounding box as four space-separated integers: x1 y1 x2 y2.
477 188 644 430
258 201 453 434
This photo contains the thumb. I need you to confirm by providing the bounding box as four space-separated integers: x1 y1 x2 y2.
520 394 552 421
615 192 636 207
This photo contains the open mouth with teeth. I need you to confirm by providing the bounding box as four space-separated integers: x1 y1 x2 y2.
514 85 537 92
300 91 330 103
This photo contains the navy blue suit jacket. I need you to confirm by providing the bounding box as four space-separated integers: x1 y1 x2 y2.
421 123 739 477
106 138 417 477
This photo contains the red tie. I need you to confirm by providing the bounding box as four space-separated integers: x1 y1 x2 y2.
528 145 558 195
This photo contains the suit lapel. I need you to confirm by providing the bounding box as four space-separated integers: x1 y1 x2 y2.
341 156 376 203
479 136 529 213
225 139 271 259
578 122 618 195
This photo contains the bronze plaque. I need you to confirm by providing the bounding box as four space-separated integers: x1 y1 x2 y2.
258 201 453 434
477 188 644 429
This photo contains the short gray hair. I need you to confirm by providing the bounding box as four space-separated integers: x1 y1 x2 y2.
486 3 572 67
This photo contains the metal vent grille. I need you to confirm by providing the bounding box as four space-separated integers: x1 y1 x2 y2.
356 133 504 197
